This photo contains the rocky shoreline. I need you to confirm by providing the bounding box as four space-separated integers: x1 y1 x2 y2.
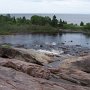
1 41 90 56
0 46 90 90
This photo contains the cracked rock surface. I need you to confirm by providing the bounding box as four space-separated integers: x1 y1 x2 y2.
0 47 90 90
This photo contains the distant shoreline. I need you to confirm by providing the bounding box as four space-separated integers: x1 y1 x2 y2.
9 14 90 25
0 14 90 35
0 29 90 35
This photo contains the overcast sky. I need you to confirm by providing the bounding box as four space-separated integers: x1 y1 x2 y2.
0 0 90 14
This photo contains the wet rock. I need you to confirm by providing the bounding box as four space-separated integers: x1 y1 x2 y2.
40 45 43 48
71 40 73 42
61 45 90 56
76 45 81 47
15 44 25 48
61 42 65 45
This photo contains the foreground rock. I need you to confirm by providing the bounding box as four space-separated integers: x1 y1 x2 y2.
0 58 51 79
0 47 90 89
49 55 90 87
0 47 58 65
0 55 90 88
0 66 89 90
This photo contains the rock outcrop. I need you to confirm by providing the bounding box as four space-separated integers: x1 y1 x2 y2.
49 55 90 87
0 47 90 90
0 47 57 65
0 66 89 90
0 58 51 79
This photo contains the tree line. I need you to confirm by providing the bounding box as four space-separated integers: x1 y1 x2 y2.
0 14 67 27
0 14 90 32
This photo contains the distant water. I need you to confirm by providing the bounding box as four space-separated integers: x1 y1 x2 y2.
10 14 90 25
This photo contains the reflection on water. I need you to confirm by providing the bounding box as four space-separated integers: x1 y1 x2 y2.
0 33 90 48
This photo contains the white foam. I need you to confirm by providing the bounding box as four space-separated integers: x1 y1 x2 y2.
37 49 63 56
51 42 56 46
45 42 56 46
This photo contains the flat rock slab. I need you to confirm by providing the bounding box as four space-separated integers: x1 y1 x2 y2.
0 58 51 79
0 66 89 90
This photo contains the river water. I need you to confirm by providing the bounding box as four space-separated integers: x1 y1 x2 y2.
0 33 90 49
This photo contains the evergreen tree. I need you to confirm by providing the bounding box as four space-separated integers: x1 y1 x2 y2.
12 17 16 24
80 21 84 26
51 15 58 27
22 16 26 24
59 19 63 27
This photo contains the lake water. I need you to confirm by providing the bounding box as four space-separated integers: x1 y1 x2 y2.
11 14 90 24
0 33 90 49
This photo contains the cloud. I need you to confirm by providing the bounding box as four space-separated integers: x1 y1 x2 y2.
0 0 90 13
23 0 42 2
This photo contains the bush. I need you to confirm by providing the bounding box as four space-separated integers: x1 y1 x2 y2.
63 24 83 30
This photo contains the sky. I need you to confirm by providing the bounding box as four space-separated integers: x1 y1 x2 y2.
0 0 90 14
